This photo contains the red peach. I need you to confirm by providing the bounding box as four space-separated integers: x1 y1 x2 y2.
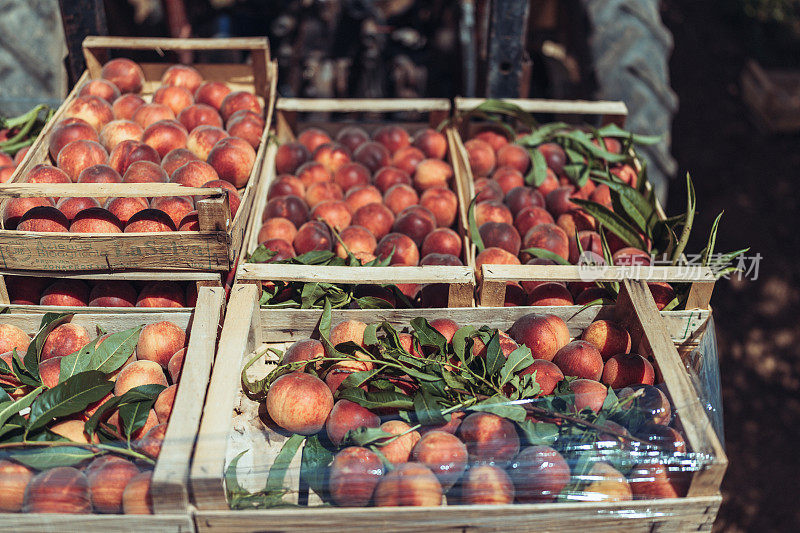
602 353 654 389
161 64 203 93
329 446 385 507
581 320 632 361
226 112 263 148
70 207 123 233
2 197 54 229
23 467 91 514
99 120 143 151
296 161 333 189
297 128 332 153
312 142 351 174
151 196 194 228
266 372 334 434
419 187 458 228
479 221 520 255
344 184 382 213
57 139 108 181
194 81 231 110
474 177 504 203
569 378 608 412
353 141 390 173
132 103 175 129
185 125 229 160
203 179 241 217
311 200 351 230
281 339 324 371
473 129 509 152
153 86 194 115
492 167 525 194
263 195 309 228
86 456 139 513
351 202 395 240
553 340 604 380
335 225 377 258
276 142 311 175
136 281 186 308
510 445 570 502
114 360 168 396
305 181 344 208
17 206 70 232
48 118 100 160
178 103 223 132
527 283 574 306
379 420 421 465
391 146 425 176
105 196 149 225
0 324 31 354
219 91 262 122
411 430 467 490
420 227 462 259
88 280 138 307
41 323 90 360
376 232 420 266
112 93 145 120
0 460 33 512
56 196 100 221
505 186 545 216
258 217 298 245
123 160 168 183
461 464 515 505
414 158 453 190
522 223 569 262
517 359 564 396
335 126 370 153
373 125 410 154
101 58 144 93
465 138 496 177
515 206 554 237
649 282 676 310
383 183 419 215
333 162 371 192
76 165 122 204
161 148 199 176
63 95 114 131
40 280 90 306
170 160 218 188
124 209 176 232
138 321 185 368
0 166 12 183
458 412 520 464
207 136 256 188
373 166 411 193
142 119 188 158
268 174 305 200
25 164 72 191
508 313 570 361
413 128 448 159
373 462 443 507
293 220 332 255
497 143 530 173
475 199 513 227
121 471 153 514
326 399 381 446
79 79 120 103
108 140 160 175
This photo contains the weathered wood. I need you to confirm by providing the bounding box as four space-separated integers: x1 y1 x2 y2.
238 264 473 285
0 513 194 533
276 98 451 114
454 97 629 124
0 183 224 199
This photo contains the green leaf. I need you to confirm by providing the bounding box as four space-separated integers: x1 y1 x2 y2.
411 317 447 355
225 450 248 496
413 391 447 426
340 369 379 390
84 384 164 436
300 434 334 495
59 338 101 382
248 244 278 263
470 395 527 422
499 346 534 387
594 177 658 236
118 399 152 439
671 174 696 264
484 332 505 377
525 148 549 187
354 296 394 309
468 196 485 253
25 313 73 379
10 446 98 469
339 388 414 411
601 387 618 412
0 387 43 438
700 211 724 266
596 123 662 145
519 247 571 265
266 434 305 492
519 420 559 446
91 327 141 374
570 199 647 250
344 426 394 447
27 371 113 433
451 326 477 366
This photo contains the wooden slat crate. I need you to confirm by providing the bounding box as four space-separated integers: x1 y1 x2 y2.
189 281 725 531
238 98 476 308
0 36 277 272
0 286 224 531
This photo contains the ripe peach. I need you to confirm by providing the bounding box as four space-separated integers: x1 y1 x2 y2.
474 177 504 203
160 148 198 176
37 356 61 388
326 399 381 445
57 139 109 181
0 460 33 512
414 158 453 190
98 119 143 151
70 207 124 233
125 209 176 232
378 420 421 465
590 183 613 208
374 462 442 507
50 419 99 444
535 168 560 198
373 125 410 154
133 103 175 129
184 126 228 160
553 340 604 380
391 146 425 176
492 167 525 194
0 165 13 183
508 313 570 361
569 378 608 412
574 287 614 305
264 195 309 228
580 462 632 502
276 142 311 175
335 126 370 153
351 202 395 240
536 143 566 175
475 199 513 227
420 227 462 259
142 119 188 158
76 165 122 204
649 282 676 310
527 283 574 306
297 128 332 153
505 186 545 216
629 462 688 499
177 103 224 133
153 86 194 115
413 128 448 160
112 93 145 120
612 247 652 266
23 466 91 514
88 280 137 307
635 424 686 455
267 175 305 200
522 223 569 262
333 162 371 192
412 430 468 489
226 112 263 148
371 167 409 194
2 197 53 229
353 141 391 173
168 349 185 382
465 138 496 177
376 232 420 266
344 185 383 213
123 160 168 184
40 280 90 307
150 196 194 228
79 79 120 103
25 165 72 194
475 247 521 280
383 183 419 217
108 140 160 176
514 206 554 238
333 225 376 258
136 281 186 308
294 220 332 255
329 446 385 507
258 217 297 245
17 206 70 232
101 58 144 93
114 360 169 396
194 81 231 110
207 136 256 188
281 339 324 371
219 91 262 122
121 471 153 514
170 160 218 189
581 321 631 361
63 95 114 131
137 422 168 458
266 372 333 434
138 321 185 368
296 161 333 188
13 146 29 165
160 64 203 93
329 319 368 347
305 181 344 208
546 186 580 218
517 359 564 396
497 143 530 173
259 238 295 261
312 142 351 174
0 151 13 166
105 196 149 225
86 456 139 513
557 211 597 240
419 254 462 268
610 164 638 188
310 200 351 230
48 118 100 160
178 211 199 231
56 197 101 221
620 384 672 425
461 464 515 505
473 129 508 152
479 221 521 256
419 187 458 228
458 412 519 464
0 324 31 354
510 445 569 503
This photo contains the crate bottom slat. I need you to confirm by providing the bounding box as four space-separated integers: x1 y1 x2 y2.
0 513 194 532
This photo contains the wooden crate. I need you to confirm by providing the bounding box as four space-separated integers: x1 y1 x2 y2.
0 269 222 312
190 281 725 531
0 36 278 272
740 59 800 133
0 285 224 531
238 98 476 308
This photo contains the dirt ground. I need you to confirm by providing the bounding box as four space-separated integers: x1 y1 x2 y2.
661 1 800 531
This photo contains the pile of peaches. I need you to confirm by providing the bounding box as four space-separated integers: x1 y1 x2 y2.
464 130 673 307
1 57 263 233
258 125 464 270
256 312 690 507
0 317 188 514
7 277 196 308
0 145 32 184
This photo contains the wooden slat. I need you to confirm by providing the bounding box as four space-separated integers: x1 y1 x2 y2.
276 98 451 113
1 270 220 281
0 513 194 532
237 263 473 285
83 36 269 52
153 286 225 513
0 183 224 199
0 311 193 332
454 96 628 120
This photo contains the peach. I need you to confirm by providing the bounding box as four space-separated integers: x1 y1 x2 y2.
333 225 376 258
569 378 608 412
40 280 90 307
0 165 12 183
611 247 651 266
305 181 344 208
114 360 169 395
293 220 332 255
150 196 194 228
461 464 515 505
37 356 61 388
372 167 410 193
475 199 513 227
510 445 569 503
161 148 199 176
618 384 671 425
63 95 114 131
333 162 371 192
330 319 368 347
23 467 91 514
266 372 333 434
70 207 123 233
465 138 496 177
0 324 31 354
264 195 309 228
123 160 168 184
170 160 218 188
268 175 305 200
133 103 175 129
419 187 458 228
168 349 185 381
48 118 100 160
296 161 333 188
420 227 462 259
50 419 98 444
378 420 420 465
160 64 203 92
88 280 138 307
138 321 186 368
610 164 638 188
324 368 358 393
546 186 580 218
219 91 262 122
17 206 70 232
514 206 554 238
177 103 224 133
505 186 545 216
635 423 686 454
581 462 632 502
122 471 153 514
311 200 351 230
376 232 420 266
226 112 263 147
329 446 385 507
86 456 139 513
2 197 53 229
13 146 29 165
581 321 632 361
98 119 143 151
125 209 176 232
112 93 145 120
414 158 453 190
475 247 521 280
335 126 370 153
153 86 194 115
479 221 520 256
207 136 256 188
326 399 381 445
353 141 390 173
590 183 613 208
508 313 570 361
137 423 167 458
0 460 33 512
413 128 448 159
373 125 410 154
200 179 240 217
536 168 560 198
458 412 519 464
527 283 574 306
474 177 504 203
351 202 395 240
575 287 614 305
297 128 332 153
76 165 122 204
105 196 148 225
391 146 425 176
135 280 184 308
57 139 109 181
473 129 508 152
629 462 688 499
374 462 442 507
185 125 229 160
536 143 566 174
518 359 564 396
108 140 160 175
344 184 383 213
258 217 297 245
260 239 295 261
312 142 351 174
419 254 462 267
496 143 530 173
25 164 72 193
553 340 604 380
649 282 676 310
56 197 101 221
276 142 311 175
179 212 199 231
142 119 188 158
557 211 596 240
411 430 467 489
492 167 525 193
0 151 11 166
194 81 231 110
79 79 120 103
383 184 419 216
282 339 324 371
522 223 569 262
101 58 144 93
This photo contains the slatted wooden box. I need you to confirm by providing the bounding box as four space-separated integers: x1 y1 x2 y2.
189 281 725 531
237 98 476 308
0 36 277 272
0 285 223 531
